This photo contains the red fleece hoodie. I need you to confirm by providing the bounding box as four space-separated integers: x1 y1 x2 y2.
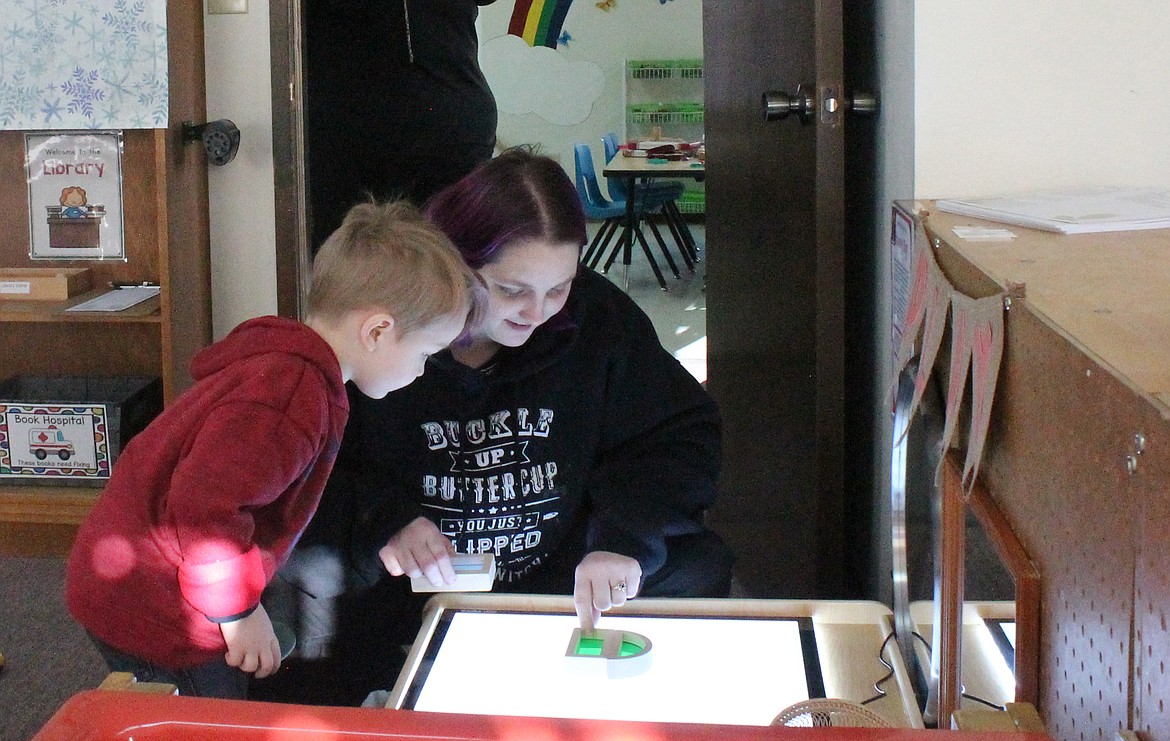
65 316 349 668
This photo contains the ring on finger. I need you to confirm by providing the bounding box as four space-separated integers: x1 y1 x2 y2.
611 582 627 593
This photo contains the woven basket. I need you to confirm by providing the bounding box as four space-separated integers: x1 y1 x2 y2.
772 698 894 728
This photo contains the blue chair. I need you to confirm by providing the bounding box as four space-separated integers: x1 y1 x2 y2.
573 142 677 290
601 133 698 270
573 143 626 268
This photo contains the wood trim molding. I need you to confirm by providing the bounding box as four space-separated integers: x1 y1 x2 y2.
938 450 1041 726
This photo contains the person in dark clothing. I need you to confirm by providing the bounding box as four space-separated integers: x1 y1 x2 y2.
260 148 733 705
305 0 498 251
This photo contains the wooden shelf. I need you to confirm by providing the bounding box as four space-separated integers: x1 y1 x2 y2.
0 484 98 524
0 288 162 323
0 0 211 553
0 485 98 556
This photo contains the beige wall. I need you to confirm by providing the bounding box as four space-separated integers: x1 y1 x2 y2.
204 0 278 338
914 1 1170 199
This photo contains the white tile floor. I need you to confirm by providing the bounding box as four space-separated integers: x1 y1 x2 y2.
585 219 707 383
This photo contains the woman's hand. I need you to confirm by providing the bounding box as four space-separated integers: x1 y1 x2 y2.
378 516 458 587
573 551 642 630
220 603 281 678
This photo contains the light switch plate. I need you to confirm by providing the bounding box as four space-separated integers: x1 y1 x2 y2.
208 0 247 14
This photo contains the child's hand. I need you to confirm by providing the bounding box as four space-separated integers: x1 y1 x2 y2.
573 551 642 630
378 516 457 587
219 603 282 678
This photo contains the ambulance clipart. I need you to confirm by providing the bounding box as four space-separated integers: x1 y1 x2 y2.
28 425 75 461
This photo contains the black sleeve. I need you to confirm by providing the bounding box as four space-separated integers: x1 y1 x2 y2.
583 289 723 578
302 384 422 586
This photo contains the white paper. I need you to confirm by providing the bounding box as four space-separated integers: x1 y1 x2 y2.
65 286 159 312
951 226 1017 241
937 187 1170 234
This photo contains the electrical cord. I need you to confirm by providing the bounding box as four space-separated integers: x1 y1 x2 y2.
859 632 896 705
911 630 1006 711
856 630 1007 712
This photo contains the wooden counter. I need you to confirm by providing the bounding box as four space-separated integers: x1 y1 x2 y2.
923 206 1170 409
917 203 1170 741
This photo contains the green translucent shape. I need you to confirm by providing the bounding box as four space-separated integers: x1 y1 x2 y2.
619 641 643 657
574 637 604 656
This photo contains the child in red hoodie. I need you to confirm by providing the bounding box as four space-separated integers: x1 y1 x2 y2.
65 200 478 699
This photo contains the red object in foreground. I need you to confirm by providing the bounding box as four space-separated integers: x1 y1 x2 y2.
32 690 1054 741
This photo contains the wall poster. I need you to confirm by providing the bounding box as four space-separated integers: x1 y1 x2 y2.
25 131 125 261
889 202 916 366
0 402 112 481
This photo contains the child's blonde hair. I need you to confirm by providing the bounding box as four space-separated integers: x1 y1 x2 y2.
307 200 478 335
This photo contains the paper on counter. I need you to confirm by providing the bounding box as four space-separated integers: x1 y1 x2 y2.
952 225 1017 241
65 286 160 312
937 187 1170 234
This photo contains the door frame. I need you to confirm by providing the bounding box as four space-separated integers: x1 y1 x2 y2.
270 0 310 319
267 0 881 599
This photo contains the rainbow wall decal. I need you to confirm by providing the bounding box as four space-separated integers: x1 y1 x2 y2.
508 0 574 49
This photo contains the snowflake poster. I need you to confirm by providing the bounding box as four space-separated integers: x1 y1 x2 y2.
26 131 125 260
0 0 168 130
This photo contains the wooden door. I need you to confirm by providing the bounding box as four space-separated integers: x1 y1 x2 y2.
703 0 878 598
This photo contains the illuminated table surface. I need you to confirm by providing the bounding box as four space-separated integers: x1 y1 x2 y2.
911 600 1016 710
388 594 925 728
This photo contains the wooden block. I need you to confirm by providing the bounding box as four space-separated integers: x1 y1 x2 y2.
952 704 1049 733
1005 702 1047 733
98 672 137 690
951 708 1019 732
98 671 177 695
0 268 91 301
410 553 496 592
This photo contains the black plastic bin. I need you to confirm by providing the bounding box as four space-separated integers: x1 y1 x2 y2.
0 375 162 486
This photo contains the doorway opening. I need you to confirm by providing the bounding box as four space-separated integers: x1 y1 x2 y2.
585 220 708 384
269 1 711 382
268 0 883 602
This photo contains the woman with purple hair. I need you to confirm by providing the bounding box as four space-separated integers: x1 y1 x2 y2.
261 148 732 705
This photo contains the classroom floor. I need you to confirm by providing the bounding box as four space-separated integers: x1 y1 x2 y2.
0 556 109 741
587 218 707 383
